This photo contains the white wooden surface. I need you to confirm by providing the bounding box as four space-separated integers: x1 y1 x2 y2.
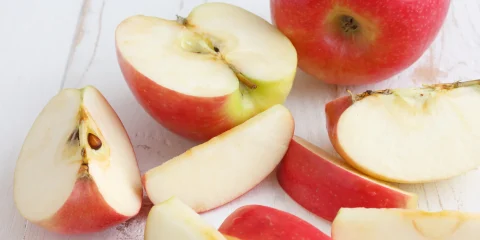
1 0 480 239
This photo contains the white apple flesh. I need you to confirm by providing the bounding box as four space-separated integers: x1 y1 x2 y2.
143 104 294 212
13 86 143 234
145 197 227 240
332 208 480 240
115 2 297 141
327 80 480 183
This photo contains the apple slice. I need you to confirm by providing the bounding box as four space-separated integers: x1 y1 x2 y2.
143 104 294 212
332 208 480 240
277 136 417 222
13 86 143 234
115 2 297 141
145 197 226 240
326 80 480 183
219 205 331 240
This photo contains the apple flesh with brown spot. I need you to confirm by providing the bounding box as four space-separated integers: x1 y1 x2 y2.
13 86 143 234
270 0 450 85
115 2 297 141
219 205 331 240
332 208 480 240
326 80 480 183
277 136 418 222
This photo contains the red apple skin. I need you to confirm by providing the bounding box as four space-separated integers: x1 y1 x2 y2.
325 96 352 162
116 48 237 142
277 136 417 222
270 0 450 85
219 205 331 240
37 176 142 234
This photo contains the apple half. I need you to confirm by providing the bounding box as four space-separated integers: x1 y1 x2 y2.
332 208 480 240
13 86 143 234
143 104 294 212
115 2 297 141
277 136 417 222
326 80 480 183
219 205 331 240
145 197 227 240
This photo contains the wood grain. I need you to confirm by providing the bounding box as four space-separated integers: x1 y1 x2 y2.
1 0 480 239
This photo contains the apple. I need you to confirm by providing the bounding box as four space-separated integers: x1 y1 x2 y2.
270 0 450 85
219 204 331 240
277 136 418 222
143 104 294 212
332 208 480 240
326 80 480 183
115 2 297 141
145 197 227 240
13 86 143 234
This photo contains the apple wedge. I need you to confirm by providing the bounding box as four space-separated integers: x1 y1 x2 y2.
326 80 480 183
219 205 331 240
332 208 480 240
13 86 143 234
143 104 294 212
277 136 417 222
145 197 226 240
115 2 297 141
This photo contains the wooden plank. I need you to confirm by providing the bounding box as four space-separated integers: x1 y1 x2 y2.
4 0 480 239
0 0 84 239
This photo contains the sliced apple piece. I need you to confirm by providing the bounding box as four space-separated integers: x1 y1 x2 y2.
219 205 331 240
332 208 480 240
143 104 294 212
145 197 226 240
13 86 143 234
326 80 480 183
115 2 297 141
277 136 417 222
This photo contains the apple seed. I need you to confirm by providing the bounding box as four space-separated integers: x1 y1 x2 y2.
88 133 102 150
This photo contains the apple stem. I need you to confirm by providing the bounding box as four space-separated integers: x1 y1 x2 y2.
228 63 257 89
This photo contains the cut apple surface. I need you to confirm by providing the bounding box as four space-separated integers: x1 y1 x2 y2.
145 197 226 240
277 136 417 222
116 2 297 141
143 104 294 212
326 80 480 183
13 86 143 234
332 208 480 240
219 205 331 240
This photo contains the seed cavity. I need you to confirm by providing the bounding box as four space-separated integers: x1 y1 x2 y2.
68 128 80 143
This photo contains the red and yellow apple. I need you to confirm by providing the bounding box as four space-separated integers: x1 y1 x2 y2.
326 80 480 183
219 205 331 240
13 86 143 234
115 2 297 141
332 208 480 240
277 136 417 222
143 104 294 213
270 0 450 85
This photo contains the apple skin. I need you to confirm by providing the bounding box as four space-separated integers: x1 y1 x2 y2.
277 136 417 222
116 48 236 141
219 205 331 240
35 177 142 234
270 0 450 85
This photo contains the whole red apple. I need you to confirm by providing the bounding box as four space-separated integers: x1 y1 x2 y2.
270 0 450 85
